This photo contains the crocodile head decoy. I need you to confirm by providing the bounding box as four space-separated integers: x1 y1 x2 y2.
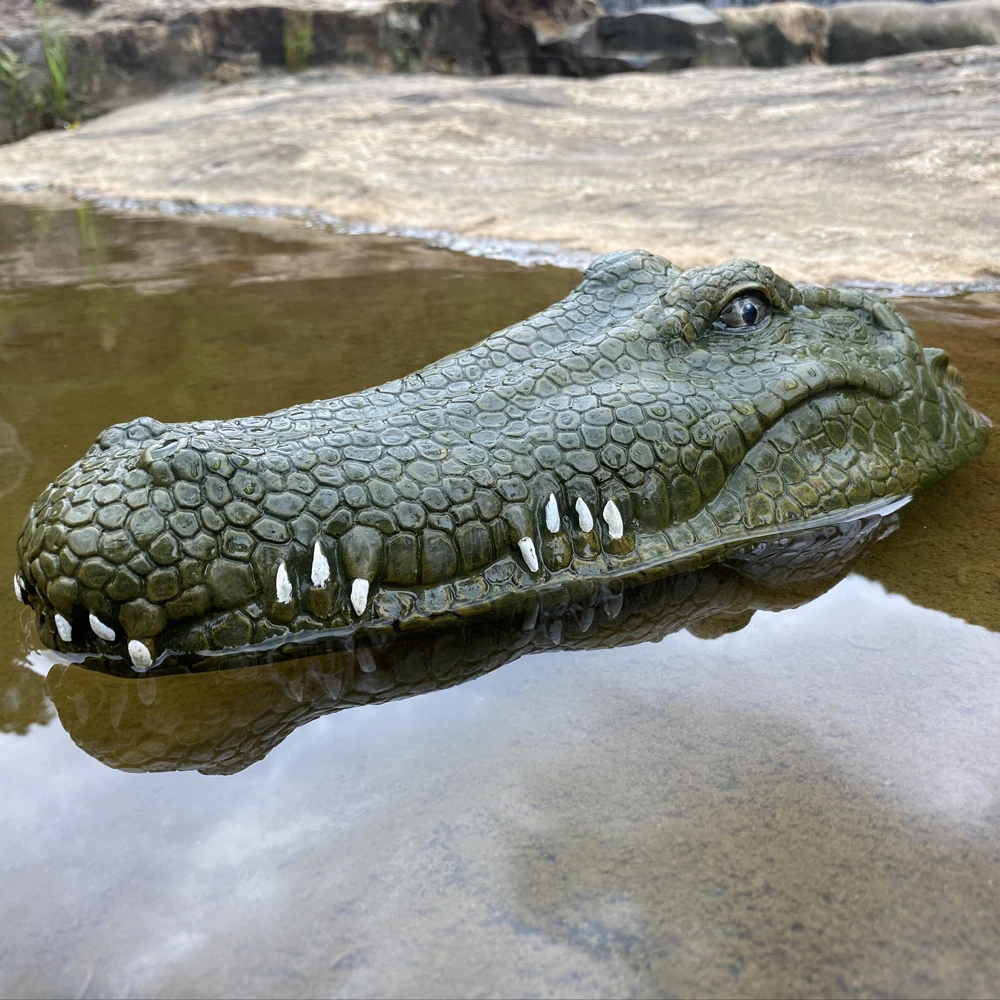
14 252 989 671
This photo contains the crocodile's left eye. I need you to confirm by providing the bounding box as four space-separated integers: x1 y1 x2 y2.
716 293 771 331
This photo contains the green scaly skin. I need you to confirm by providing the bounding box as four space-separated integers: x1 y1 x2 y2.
14 252 990 671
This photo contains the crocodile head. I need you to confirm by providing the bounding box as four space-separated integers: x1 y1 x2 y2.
14 251 990 671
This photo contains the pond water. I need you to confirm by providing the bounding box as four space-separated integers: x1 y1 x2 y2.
1 201 998 998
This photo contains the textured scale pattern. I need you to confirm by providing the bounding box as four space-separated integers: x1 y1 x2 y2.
15 252 989 670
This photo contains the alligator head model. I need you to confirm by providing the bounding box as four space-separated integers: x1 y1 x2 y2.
14 252 990 672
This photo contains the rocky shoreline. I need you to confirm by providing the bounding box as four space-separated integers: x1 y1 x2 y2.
0 43 997 289
2 0 999 143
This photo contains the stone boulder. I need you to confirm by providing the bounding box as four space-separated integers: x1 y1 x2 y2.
0 0 603 143
828 0 1000 63
720 3 830 67
541 4 744 76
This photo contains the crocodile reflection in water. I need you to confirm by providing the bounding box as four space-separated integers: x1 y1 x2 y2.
16 253 989 671
46 515 894 775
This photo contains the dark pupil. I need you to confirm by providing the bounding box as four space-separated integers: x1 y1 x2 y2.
740 300 759 326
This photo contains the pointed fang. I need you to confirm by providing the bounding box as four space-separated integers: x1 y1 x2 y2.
128 639 153 671
603 499 624 540
54 613 72 642
517 536 539 573
89 614 115 642
351 578 370 617
275 561 293 604
575 497 594 533
311 541 331 588
13 574 24 603
545 493 560 533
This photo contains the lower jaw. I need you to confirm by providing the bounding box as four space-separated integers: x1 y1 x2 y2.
35 489 913 674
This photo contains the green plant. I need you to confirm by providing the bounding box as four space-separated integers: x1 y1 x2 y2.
282 10 313 73
0 44 42 140
0 46 29 103
35 0 71 123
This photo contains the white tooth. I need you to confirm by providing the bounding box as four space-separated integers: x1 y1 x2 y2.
128 639 153 671
350 578 370 617
575 497 594 533
310 541 331 588
545 493 560 533
13 574 24 603
275 561 293 604
578 606 595 633
54 613 72 642
517 536 539 573
603 499 624 540
89 614 115 642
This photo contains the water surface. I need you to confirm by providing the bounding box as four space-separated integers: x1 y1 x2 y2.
1 201 998 998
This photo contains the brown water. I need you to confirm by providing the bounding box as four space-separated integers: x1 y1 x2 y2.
1 201 998 998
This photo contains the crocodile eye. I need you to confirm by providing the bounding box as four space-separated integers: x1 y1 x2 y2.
716 293 771 331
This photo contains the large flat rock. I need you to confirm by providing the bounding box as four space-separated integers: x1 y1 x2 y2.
0 45 997 287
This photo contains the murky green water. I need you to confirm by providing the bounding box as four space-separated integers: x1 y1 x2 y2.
1 201 998 998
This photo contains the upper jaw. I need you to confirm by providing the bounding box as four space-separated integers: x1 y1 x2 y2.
15 351 902 671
